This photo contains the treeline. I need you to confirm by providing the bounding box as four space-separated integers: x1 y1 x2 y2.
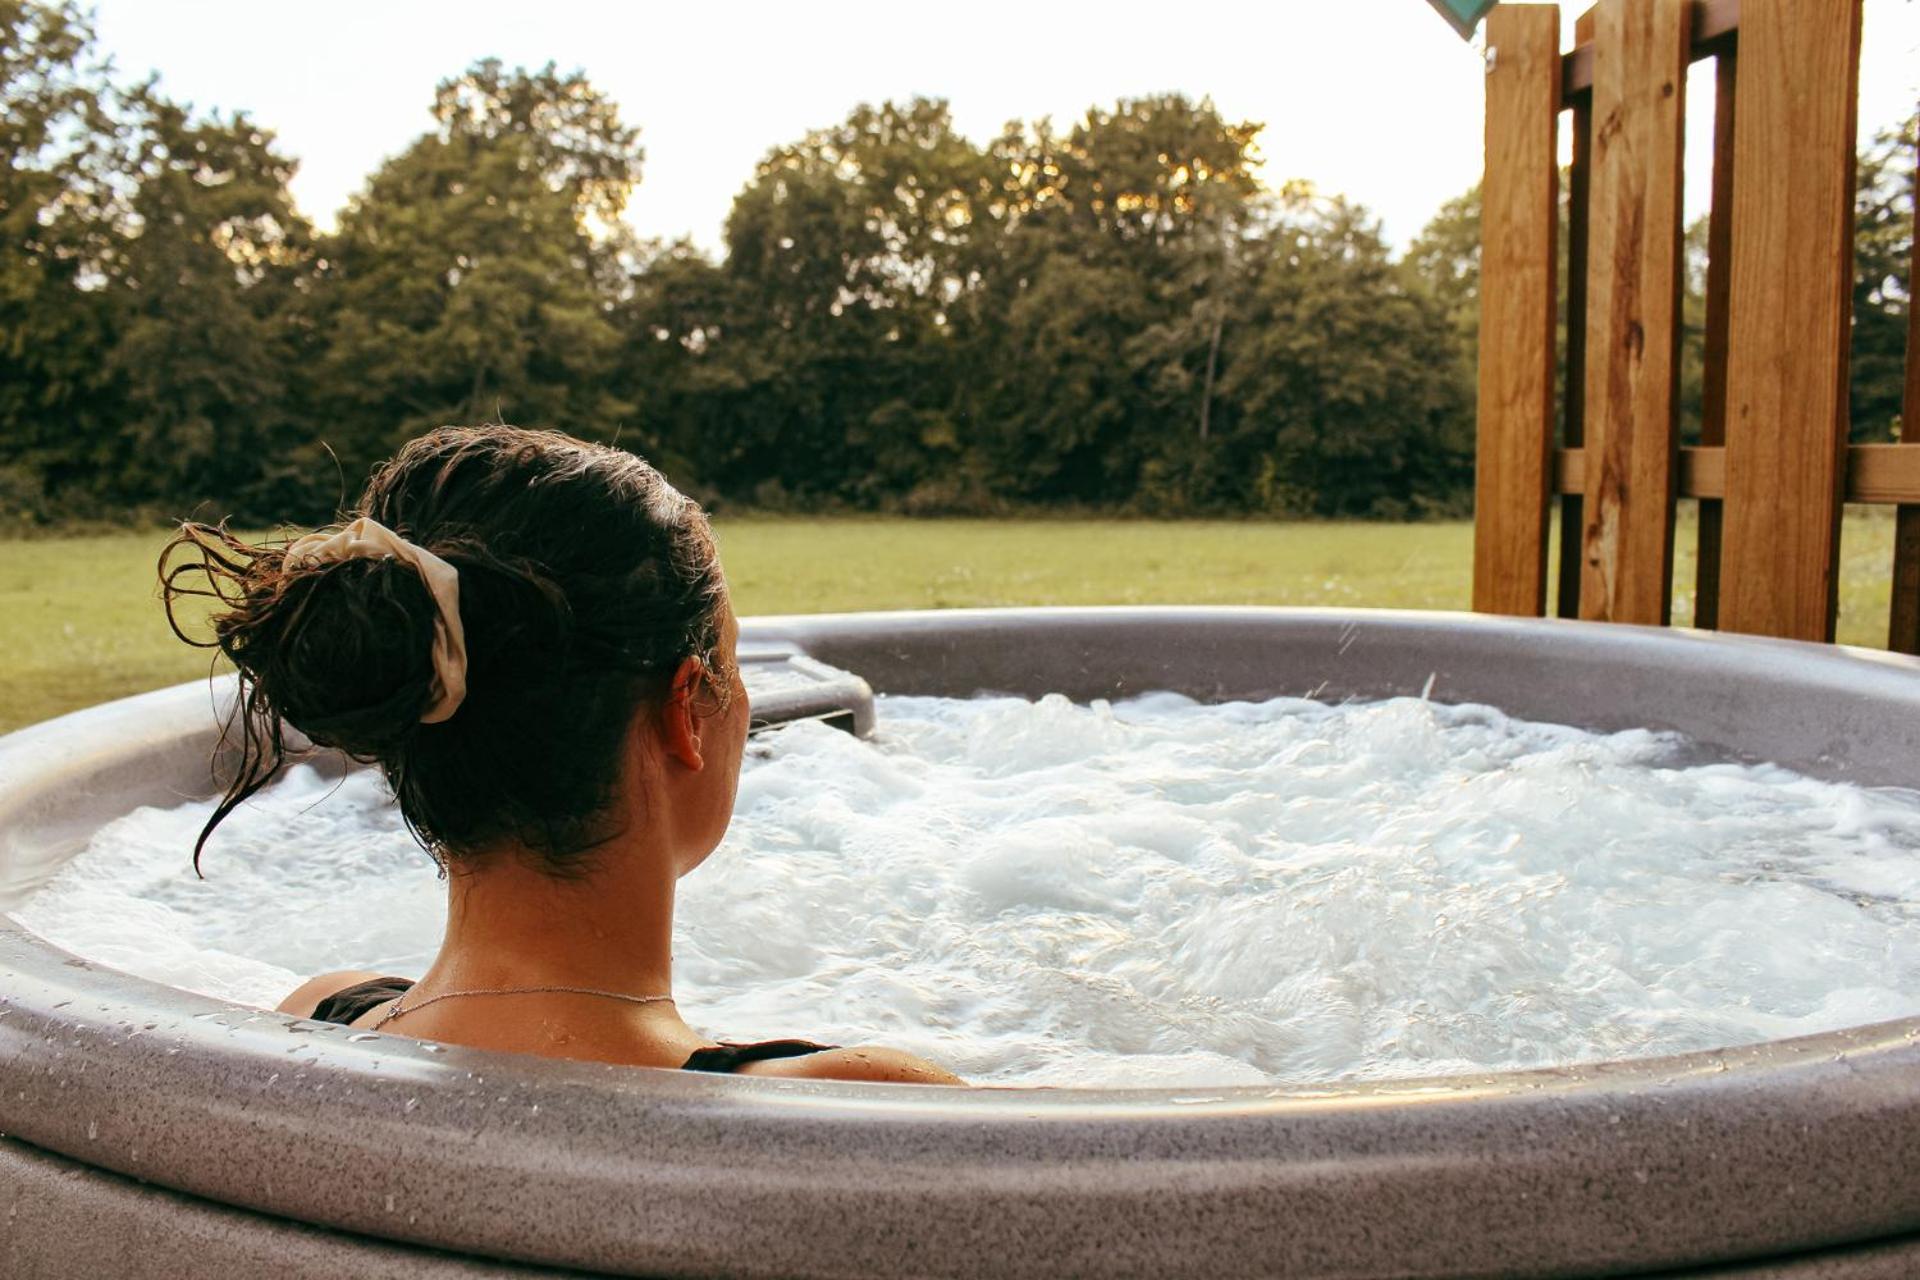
1 2 1912 527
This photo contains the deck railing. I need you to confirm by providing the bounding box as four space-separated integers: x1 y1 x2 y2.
1473 0 1920 647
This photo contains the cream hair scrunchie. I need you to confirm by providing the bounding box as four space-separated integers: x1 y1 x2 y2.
283 517 469 724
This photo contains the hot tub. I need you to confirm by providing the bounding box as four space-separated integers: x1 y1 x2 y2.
3 607 1919 1278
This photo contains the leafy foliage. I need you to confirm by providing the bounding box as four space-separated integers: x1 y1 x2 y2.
0 0 121 510
301 60 641 492
1853 116 1917 443
1 2 1909 528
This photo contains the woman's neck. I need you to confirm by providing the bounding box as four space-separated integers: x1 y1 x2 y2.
426 839 679 997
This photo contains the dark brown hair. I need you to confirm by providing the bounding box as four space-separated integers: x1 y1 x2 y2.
161 425 732 873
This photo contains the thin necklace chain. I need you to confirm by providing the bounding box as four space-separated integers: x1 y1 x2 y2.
372 985 675 1030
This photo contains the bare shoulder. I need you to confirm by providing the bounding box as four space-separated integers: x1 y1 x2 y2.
740 1045 965 1086
276 969 390 1017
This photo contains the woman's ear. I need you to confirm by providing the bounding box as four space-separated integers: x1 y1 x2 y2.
657 656 708 771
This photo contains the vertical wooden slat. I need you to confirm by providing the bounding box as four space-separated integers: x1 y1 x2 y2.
1693 45 1737 630
1473 4 1562 617
1557 52 1594 619
1718 0 1863 642
1578 0 1689 625
1893 510 1920 652
1890 140 1920 654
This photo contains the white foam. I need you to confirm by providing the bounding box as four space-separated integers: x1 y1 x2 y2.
16 692 1920 1087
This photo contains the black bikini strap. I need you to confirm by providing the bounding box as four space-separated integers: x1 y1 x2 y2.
681 1038 838 1074
310 976 415 1026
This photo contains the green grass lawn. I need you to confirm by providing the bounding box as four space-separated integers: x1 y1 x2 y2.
0 507 1901 734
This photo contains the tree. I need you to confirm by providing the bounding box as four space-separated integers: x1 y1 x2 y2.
432 58 643 233
1219 195 1470 516
612 237 736 489
1404 185 1480 353
305 61 642 489
99 92 312 512
1852 114 1916 442
1678 215 1709 444
971 96 1265 507
0 3 313 518
0 0 120 515
708 98 997 504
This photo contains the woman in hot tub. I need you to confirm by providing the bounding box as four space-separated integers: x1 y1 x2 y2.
163 424 961 1084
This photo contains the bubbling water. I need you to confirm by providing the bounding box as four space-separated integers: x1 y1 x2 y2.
16 692 1920 1087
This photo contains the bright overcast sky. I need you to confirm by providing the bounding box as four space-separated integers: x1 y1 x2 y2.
90 1 1920 254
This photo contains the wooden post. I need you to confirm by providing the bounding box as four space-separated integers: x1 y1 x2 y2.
1473 4 1561 617
1890 138 1920 654
1578 0 1689 625
1694 45 1737 630
1718 0 1864 642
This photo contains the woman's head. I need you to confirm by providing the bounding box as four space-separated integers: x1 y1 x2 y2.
162 425 742 875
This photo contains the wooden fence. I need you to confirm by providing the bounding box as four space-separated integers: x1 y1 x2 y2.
1472 0 1920 647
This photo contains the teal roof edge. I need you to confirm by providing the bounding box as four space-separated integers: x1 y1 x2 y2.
1425 0 1500 39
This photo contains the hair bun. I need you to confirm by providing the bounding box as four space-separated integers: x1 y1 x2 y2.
258 556 445 756
161 525 445 760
